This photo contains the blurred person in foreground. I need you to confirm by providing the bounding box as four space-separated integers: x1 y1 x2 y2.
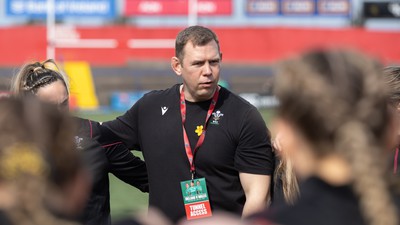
0 97 90 225
100 25 273 222
10 59 149 225
250 49 400 225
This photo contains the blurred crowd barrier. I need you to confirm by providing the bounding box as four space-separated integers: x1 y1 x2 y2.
0 26 399 66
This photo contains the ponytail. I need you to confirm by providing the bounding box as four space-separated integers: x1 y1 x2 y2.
336 121 398 225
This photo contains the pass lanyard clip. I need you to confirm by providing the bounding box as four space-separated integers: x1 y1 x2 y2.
180 86 219 178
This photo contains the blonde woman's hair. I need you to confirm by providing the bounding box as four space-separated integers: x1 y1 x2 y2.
11 59 69 96
274 49 397 225
273 156 299 205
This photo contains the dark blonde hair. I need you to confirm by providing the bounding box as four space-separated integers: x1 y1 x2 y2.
11 59 69 96
0 97 81 225
274 49 397 225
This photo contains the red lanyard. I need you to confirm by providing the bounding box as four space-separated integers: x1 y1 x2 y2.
180 86 219 179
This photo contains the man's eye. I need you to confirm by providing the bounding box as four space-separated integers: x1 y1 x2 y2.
210 60 220 65
193 62 203 66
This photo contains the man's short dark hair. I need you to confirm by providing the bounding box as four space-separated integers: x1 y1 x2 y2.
175 25 220 62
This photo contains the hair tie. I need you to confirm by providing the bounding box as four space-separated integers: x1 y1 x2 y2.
42 60 60 73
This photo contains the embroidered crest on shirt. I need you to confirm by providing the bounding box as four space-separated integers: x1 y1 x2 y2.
195 125 204 136
210 110 224 125
74 136 84 150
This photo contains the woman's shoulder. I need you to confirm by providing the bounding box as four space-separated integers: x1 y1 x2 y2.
251 177 366 225
0 211 13 225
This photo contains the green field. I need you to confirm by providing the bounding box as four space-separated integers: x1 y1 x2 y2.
77 108 275 220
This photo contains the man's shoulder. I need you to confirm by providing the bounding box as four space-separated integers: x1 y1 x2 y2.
141 84 180 101
130 85 180 117
135 85 180 111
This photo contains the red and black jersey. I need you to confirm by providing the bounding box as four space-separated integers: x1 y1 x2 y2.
75 118 148 225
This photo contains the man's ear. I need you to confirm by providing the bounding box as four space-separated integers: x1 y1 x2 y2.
171 57 182 76
220 52 223 62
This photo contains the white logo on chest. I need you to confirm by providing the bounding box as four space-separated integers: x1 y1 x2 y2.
161 106 169 115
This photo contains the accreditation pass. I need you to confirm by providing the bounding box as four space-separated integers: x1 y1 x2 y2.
180 178 212 220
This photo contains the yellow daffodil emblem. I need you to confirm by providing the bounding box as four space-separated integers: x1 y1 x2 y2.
195 125 204 136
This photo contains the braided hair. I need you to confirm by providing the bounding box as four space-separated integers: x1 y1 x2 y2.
274 49 398 225
11 59 69 96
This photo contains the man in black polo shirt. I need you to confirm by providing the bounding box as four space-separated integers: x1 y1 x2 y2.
101 25 273 222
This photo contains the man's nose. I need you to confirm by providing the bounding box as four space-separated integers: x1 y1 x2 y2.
203 62 212 75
